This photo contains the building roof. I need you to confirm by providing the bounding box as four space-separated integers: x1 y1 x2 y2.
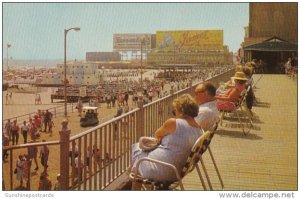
244 36 298 52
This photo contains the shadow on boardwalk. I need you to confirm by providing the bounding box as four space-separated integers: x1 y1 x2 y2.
216 129 263 140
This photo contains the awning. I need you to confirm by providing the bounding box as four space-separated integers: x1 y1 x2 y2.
244 36 298 52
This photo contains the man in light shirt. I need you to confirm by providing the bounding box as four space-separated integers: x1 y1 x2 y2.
194 82 219 131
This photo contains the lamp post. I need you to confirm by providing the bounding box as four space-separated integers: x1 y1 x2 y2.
64 27 80 117
7 43 11 71
173 42 176 68
101 66 105 81
140 36 148 89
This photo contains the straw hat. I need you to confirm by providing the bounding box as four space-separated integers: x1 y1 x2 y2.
232 72 248 81
235 64 243 72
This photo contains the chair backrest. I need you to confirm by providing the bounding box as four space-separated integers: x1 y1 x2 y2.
181 132 211 177
236 86 251 107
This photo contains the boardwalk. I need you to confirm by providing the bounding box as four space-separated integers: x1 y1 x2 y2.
182 74 297 190
3 73 297 191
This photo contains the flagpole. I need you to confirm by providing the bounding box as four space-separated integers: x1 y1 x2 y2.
7 44 9 71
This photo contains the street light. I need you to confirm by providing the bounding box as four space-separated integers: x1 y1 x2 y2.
64 27 80 117
140 36 147 89
7 43 11 71
173 42 176 68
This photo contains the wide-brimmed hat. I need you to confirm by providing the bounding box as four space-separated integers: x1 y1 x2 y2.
232 72 248 81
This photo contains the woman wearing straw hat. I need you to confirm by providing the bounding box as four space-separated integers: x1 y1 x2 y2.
215 71 248 111
221 64 244 90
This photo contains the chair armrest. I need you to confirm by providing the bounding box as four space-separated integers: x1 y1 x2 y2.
133 157 181 182
217 100 236 107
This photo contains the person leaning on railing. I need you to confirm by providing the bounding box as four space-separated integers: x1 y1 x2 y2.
130 94 203 183
215 72 248 111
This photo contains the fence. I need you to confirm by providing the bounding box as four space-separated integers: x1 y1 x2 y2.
2 103 76 127
2 69 235 190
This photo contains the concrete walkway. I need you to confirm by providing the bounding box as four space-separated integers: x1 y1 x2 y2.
182 74 297 190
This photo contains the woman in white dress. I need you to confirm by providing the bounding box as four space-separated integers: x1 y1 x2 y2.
131 94 203 183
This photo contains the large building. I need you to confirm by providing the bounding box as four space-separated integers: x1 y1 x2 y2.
41 62 100 86
113 33 155 61
147 30 233 66
86 52 121 62
241 3 297 72
248 3 297 44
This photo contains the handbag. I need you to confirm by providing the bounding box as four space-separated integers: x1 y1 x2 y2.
14 168 17 174
139 137 159 152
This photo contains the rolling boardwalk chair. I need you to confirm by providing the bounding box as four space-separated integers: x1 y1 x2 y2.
218 86 253 135
129 132 211 190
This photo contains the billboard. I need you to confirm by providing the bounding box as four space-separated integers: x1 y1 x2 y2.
113 33 153 51
156 30 223 51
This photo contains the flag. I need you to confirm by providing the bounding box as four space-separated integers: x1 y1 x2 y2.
7 44 11 48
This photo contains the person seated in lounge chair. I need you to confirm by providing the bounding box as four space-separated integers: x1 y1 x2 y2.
130 94 203 188
215 72 248 111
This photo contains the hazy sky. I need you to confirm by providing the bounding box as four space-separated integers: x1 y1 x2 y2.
3 3 249 60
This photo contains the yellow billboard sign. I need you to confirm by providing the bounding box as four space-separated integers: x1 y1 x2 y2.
156 30 223 51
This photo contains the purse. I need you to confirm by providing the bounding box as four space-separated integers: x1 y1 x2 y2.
139 137 159 152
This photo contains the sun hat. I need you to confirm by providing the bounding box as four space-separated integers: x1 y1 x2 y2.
232 72 248 81
235 64 243 72
139 137 159 152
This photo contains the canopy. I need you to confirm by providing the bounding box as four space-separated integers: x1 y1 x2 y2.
83 106 98 111
244 36 298 52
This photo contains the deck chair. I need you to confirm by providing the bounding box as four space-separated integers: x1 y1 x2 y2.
129 132 211 190
193 124 224 190
252 74 263 89
184 126 224 191
218 86 253 135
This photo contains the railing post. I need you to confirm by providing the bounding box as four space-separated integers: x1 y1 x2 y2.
59 119 70 190
136 99 144 140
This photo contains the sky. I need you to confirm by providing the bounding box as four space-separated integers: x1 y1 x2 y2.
3 2 249 60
